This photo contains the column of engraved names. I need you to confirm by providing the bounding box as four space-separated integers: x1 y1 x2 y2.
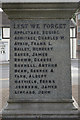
13 20 66 97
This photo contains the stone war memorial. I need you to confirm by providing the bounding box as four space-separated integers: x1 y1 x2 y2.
1 0 80 120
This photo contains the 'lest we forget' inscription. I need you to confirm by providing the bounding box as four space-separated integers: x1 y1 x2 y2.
10 20 70 100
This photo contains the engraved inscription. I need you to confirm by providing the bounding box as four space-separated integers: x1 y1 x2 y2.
10 20 69 100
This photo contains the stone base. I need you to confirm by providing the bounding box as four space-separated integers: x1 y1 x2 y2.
2 112 80 120
2 99 80 120
1 117 80 120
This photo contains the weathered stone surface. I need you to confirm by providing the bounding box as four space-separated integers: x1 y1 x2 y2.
9 19 71 101
2 1 80 120
2 3 79 19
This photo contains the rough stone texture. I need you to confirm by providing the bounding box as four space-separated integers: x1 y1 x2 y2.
2 1 80 120
0 86 80 120
0 89 9 111
1 117 80 120
9 19 71 100
2 3 79 19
